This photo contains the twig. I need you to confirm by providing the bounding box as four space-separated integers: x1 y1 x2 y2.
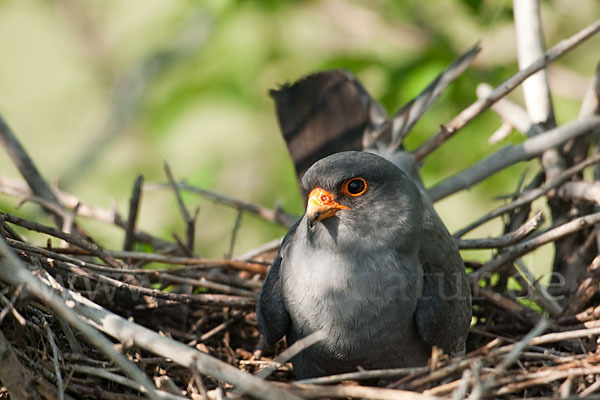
235 238 282 261
428 115 600 201
289 384 442 400
47 259 256 308
0 235 302 400
496 317 550 371
0 237 163 400
70 365 188 400
44 319 65 400
454 152 600 237
579 61 600 118
456 211 543 249
164 162 196 253
0 211 124 269
145 182 297 228
471 211 600 281
476 83 541 138
294 366 423 385
487 122 514 144
0 113 65 226
385 44 481 146
0 284 26 326
513 0 556 127
473 286 537 316
413 19 600 161
495 365 600 396
513 259 563 317
256 331 324 380
563 255 600 316
0 175 177 251
556 181 600 204
123 175 144 252
227 208 243 259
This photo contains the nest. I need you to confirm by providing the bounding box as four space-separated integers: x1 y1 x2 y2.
2 7 600 400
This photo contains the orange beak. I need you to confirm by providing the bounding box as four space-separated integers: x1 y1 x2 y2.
306 187 350 226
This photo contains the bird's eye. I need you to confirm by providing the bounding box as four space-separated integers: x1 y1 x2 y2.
341 178 367 197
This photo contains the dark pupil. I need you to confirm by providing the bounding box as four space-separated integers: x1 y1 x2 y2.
347 179 364 194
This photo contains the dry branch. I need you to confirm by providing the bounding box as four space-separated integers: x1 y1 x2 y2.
428 115 600 201
414 19 600 161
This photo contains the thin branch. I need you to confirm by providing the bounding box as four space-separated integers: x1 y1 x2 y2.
256 331 324 380
145 182 297 228
429 116 600 201
0 211 125 269
562 255 600 316
454 151 600 237
513 0 556 127
294 366 424 386
514 259 563 317
289 384 442 400
474 318 551 399
69 365 188 400
0 237 163 400
413 19 600 161
0 114 65 226
579 61 600 118
227 208 244 259
44 319 65 400
164 162 196 253
556 181 600 204
0 236 303 400
385 44 481 146
470 211 600 281
476 83 541 138
0 175 176 251
123 175 144 252
456 211 544 249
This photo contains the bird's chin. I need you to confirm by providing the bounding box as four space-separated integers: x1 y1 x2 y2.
307 216 340 240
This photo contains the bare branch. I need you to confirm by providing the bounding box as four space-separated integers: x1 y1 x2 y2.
454 153 600 237
123 175 143 252
513 0 556 127
0 236 303 400
429 116 600 202
579 61 600 118
555 181 600 204
413 19 600 161
0 114 65 226
476 83 541 138
164 162 197 254
456 211 544 249
471 211 600 281
387 44 481 146
0 237 163 400
145 181 297 229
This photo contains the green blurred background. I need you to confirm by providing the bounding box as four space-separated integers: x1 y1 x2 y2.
0 0 598 273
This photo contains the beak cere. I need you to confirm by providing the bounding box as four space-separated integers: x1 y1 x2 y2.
306 187 350 227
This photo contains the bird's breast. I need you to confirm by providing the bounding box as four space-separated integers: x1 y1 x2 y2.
283 246 423 360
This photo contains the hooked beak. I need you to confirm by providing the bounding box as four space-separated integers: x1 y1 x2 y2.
306 187 350 227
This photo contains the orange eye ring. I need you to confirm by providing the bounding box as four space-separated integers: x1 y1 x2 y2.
341 177 367 197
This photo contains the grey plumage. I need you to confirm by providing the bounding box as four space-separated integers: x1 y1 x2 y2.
256 151 471 379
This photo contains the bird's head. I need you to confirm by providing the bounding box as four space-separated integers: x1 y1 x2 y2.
301 151 424 250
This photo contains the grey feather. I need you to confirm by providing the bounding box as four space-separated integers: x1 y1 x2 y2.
256 151 471 379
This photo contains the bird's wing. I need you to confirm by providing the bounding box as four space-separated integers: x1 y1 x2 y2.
414 206 472 354
256 221 300 345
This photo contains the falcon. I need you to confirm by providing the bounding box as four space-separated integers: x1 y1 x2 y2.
256 151 471 379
